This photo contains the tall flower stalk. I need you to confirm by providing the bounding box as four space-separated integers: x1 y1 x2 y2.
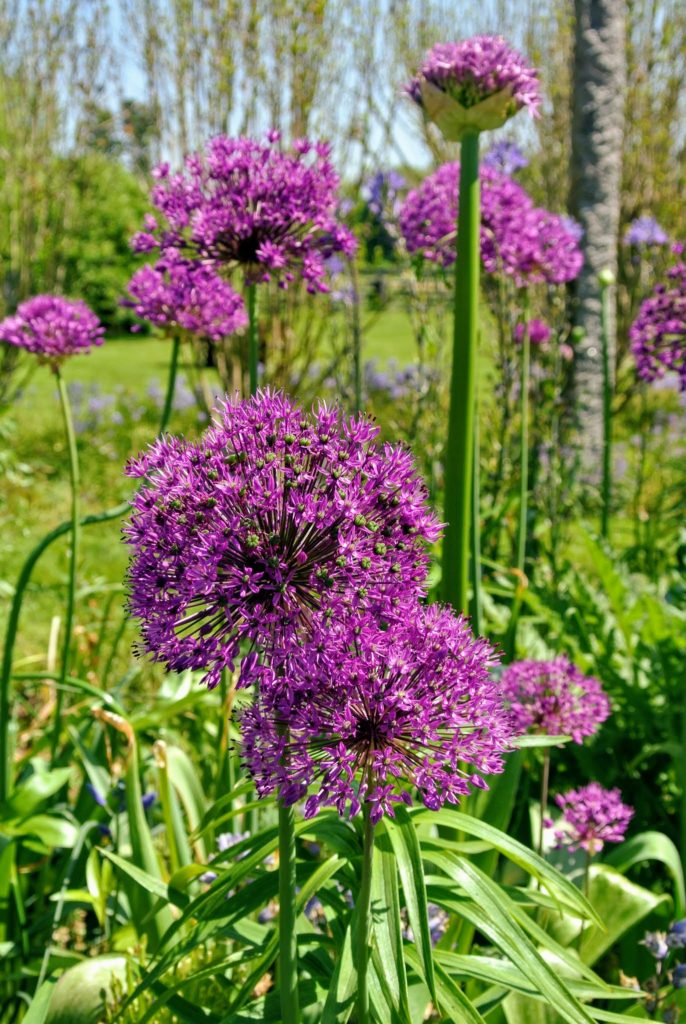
406 36 540 613
51 370 80 760
599 269 615 538
356 804 375 1024
246 282 259 396
0 296 104 774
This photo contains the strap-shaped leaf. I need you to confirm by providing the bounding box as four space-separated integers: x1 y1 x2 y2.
605 830 685 917
385 808 436 1001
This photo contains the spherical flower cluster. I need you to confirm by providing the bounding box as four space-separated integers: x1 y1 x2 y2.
125 390 440 692
515 319 552 346
132 134 356 293
0 295 104 366
499 656 610 743
624 216 669 248
630 260 686 391
399 163 583 286
241 605 512 823
553 782 633 854
124 254 247 342
407 36 540 140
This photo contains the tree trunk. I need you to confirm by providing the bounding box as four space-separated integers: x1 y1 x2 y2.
569 0 626 470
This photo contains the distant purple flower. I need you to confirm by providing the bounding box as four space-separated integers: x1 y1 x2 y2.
125 254 247 342
242 604 511 823
668 920 686 949
624 216 669 248
132 135 356 294
499 656 611 743
553 782 633 854
400 163 582 285
407 37 540 139
0 295 104 366
641 931 669 960
561 215 584 244
630 260 686 390
363 170 406 217
483 140 528 176
125 390 440 691
515 319 551 346
673 964 686 989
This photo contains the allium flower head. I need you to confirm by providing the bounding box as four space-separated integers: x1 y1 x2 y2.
132 135 356 294
124 254 247 342
407 36 540 140
624 216 669 248
515 319 551 346
400 163 582 286
499 656 610 743
553 782 633 854
630 260 686 391
242 604 512 823
125 390 440 691
0 295 104 367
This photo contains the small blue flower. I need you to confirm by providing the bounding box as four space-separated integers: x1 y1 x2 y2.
668 919 686 949
672 962 686 989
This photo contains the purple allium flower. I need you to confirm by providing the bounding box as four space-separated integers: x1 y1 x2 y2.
515 319 552 346
132 135 356 294
553 782 633 854
0 295 104 366
668 920 686 949
399 163 582 286
125 254 247 342
241 604 512 824
483 140 528 176
407 36 540 140
630 260 686 391
499 656 611 744
125 389 440 691
624 216 669 248
641 931 669 960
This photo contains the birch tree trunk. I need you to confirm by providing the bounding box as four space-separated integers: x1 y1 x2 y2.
569 0 626 469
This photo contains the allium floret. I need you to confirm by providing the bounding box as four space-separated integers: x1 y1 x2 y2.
125 390 440 690
407 36 540 140
499 656 610 743
124 254 247 341
0 295 104 366
630 260 686 391
132 134 356 294
553 782 633 854
241 604 512 823
399 163 582 286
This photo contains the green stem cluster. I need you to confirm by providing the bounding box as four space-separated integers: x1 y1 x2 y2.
278 798 300 1024
442 131 480 616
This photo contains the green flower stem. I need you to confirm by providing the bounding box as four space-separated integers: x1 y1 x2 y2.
247 283 259 395
516 295 531 577
278 795 300 1024
599 278 613 539
50 369 80 763
470 408 482 634
0 345 181 802
160 334 181 434
538 749 551 857
349 258 362 414
356 804 375 1024
442 131 480 614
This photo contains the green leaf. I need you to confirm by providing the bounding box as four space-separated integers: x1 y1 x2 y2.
412 807 602 928
99 847 172 903
372 825 411 1020
2 763 71 820
385 808 436 1001
437 855 596 1024
547 864 672 965
605 831 685 917
405 946 487 1023
321 916 357 1024
22 978 56 1024
10 814 78 848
